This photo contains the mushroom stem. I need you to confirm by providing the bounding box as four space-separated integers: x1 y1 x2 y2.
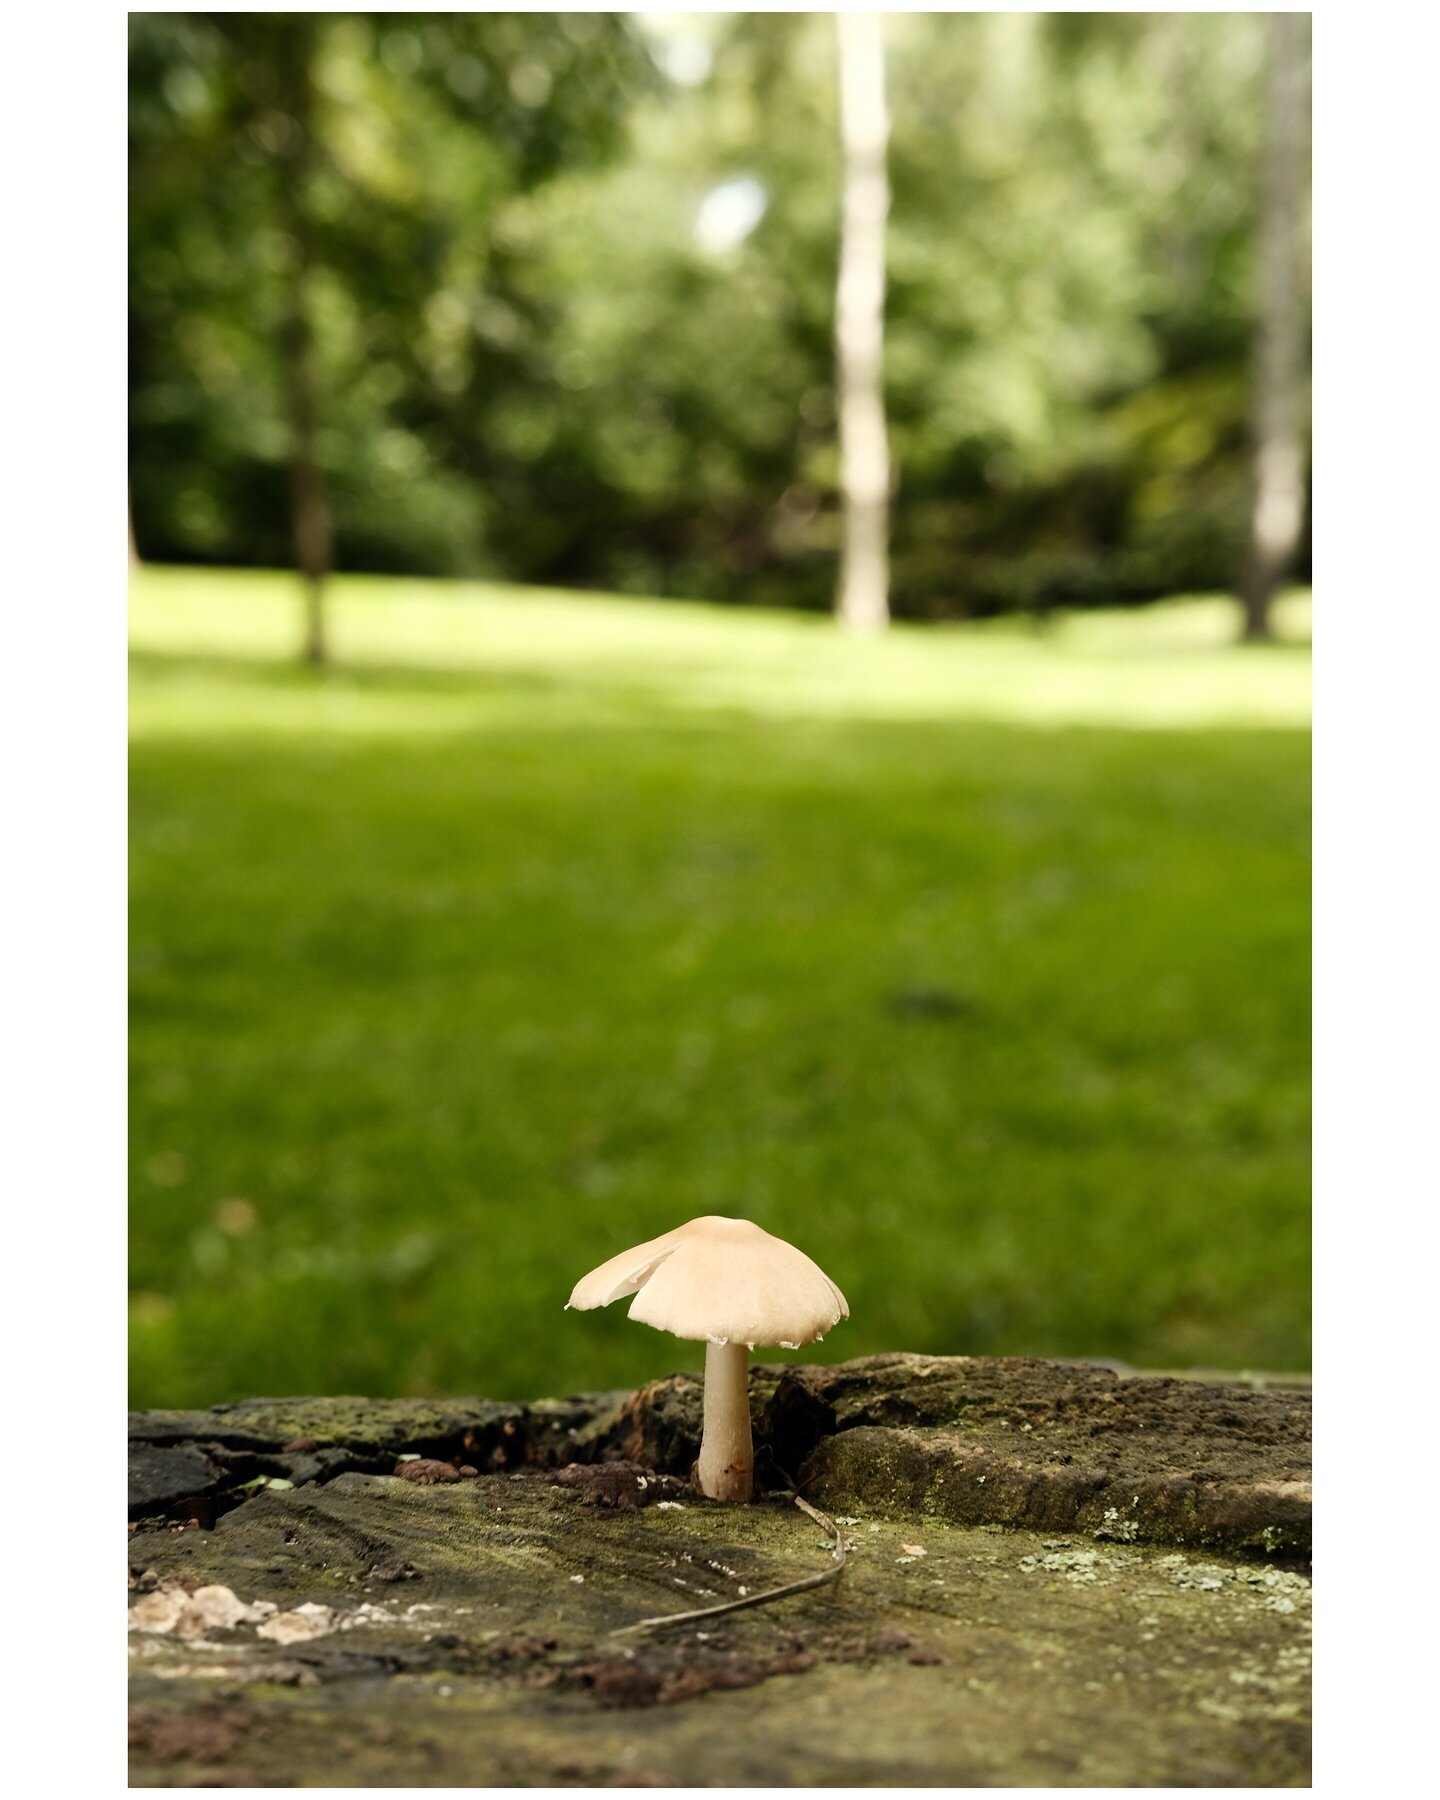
696 1340 753 1502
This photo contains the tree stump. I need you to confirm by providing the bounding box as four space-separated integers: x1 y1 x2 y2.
129 1354 1310 1787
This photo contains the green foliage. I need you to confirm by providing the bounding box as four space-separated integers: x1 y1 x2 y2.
129 571 1310 1406
129 13 1309 619
128 11 654 577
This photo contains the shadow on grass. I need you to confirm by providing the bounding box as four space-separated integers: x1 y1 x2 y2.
128 647 573 701
130 641 1314 742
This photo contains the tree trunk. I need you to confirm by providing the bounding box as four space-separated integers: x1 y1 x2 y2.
276 28 332 667
834 11 891 633
128 1357 1311 1787
1240 12 1308 644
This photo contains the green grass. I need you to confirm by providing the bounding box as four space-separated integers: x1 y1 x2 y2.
130 568 1310 1407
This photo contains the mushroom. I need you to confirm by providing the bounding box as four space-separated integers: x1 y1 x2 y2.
567 1215 848 1503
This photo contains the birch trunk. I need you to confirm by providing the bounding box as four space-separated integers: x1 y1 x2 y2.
1240 12 1308 643
834 11 891 633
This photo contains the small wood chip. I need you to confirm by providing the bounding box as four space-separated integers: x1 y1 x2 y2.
396 1459 467 1484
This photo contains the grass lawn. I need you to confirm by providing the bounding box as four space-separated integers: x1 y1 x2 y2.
130 568 1311 1408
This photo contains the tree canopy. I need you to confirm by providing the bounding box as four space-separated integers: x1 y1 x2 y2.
129 11 1310 620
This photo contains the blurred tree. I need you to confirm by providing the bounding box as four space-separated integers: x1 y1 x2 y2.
834 11 892 632
129 13 1309 621
214 15 334 662
1239 12 1310 642
128 12 652 624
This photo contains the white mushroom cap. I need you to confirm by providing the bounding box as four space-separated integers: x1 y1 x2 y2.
567 1215 848 1349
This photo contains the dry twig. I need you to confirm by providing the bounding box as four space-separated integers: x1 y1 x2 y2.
609 1491 847 1638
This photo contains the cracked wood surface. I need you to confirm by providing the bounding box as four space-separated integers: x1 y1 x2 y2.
129 1354 1311 1787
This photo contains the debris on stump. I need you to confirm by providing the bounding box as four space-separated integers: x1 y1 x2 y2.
128 1353 1311 1787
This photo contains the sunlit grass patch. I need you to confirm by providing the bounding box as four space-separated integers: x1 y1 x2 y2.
129 566 1310 736
130 569 1309 1406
